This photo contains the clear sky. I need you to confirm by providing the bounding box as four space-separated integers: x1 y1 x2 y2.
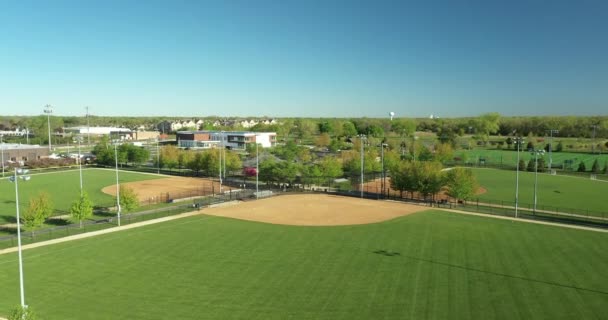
1 0 607 118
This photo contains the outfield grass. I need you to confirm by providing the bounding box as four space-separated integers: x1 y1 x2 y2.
0 169 162 224
471 168 608 216
0 210 607 319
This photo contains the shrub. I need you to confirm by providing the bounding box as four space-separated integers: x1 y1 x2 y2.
577 161 587 172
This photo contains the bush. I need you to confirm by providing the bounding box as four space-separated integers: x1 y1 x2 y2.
8 305 36 320
518 159 526 171
577 161 587 172
591 159 601 173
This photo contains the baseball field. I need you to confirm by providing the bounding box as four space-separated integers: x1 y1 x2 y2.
0 194 606 319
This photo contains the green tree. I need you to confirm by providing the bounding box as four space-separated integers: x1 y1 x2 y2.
315 133 331 148
224 150 243 175
22 192 54 239
118 185 139 212
473 112 501 142
527 159 536 172
433 143 453 163
603 160 608 174
444 168 478 202
591 159 601 173
342 121 358 137
417 161 444 201
319 156 343 179
160 145 179 170
70 192 94 228
577 161 587 172
518 159 526 171
301 165 323 187
8 305 37 320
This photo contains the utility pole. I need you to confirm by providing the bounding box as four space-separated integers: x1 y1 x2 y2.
547 129 559 171
43 104 53 152
591 124 598 154
86 106 91 146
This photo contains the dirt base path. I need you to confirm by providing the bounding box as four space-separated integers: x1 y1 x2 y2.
203 194 429 226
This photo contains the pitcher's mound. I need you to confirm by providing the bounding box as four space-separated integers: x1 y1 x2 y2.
203 194 427 226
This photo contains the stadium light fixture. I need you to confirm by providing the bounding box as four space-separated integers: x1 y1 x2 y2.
8 167 31 309
43 104 53 152
1 134 4 178
359 134 366 198
547 129 559 171
114 141 121 226
514 136 525 218
532 149 545 214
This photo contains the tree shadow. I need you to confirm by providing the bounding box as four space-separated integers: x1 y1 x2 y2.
46 218 70 226
0 225 17 235
378 251 608 296
373 250 401 257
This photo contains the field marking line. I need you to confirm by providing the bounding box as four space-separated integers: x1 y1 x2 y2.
439 207 608 233
0 209 208 256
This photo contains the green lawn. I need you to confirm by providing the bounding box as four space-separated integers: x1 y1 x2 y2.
0 168 162 224
471 168 608 216
458 149 608 171
0 210 607 319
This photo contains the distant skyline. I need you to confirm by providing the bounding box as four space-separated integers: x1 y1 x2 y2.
1 0 607 118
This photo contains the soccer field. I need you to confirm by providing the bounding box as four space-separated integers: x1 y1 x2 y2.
0 168 162 224
471 168 608 216
0 209 606 319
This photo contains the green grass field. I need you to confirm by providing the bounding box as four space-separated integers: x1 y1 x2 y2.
0 169 162 224
471 168 608 216
458 149 608 171
0 210 607 319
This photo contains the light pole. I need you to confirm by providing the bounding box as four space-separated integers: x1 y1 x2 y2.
380 143 388 197
44 104 53 152
591 124 598 154
1 134 4 178
532 149 545 214
9 168 31 308
359 134 366 198
514 136 524 218
222 132 226 180
156 138 160 174
76 136 83 195
256 135 259 198
86 106 91 146
218 132 223 193
114 142 121 226
547 129 559 171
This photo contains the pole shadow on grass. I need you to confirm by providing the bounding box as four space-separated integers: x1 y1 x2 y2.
372 250 608 296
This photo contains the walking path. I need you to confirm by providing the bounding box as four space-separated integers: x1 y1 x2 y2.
0 209 206 256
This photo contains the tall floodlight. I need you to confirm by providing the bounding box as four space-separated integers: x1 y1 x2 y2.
359 135 366 198
43 104 53 152
114 142 121 226
77 136 83 195
9 168 31 308
547 129 559 171
1 134 4 178
222 131 226 180
86 106 91 146
218 132 223 193
156 138 160 174
389 112 395 121
256 135 259 198
380 143 388 197
532 149 545 214
591 124 598 154
514 136 525 218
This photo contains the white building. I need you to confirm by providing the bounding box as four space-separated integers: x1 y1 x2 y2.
176 131 276 150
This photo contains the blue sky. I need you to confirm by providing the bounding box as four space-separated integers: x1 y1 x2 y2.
1 0 607 118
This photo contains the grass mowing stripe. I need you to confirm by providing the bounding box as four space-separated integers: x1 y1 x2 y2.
0 211 607 319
